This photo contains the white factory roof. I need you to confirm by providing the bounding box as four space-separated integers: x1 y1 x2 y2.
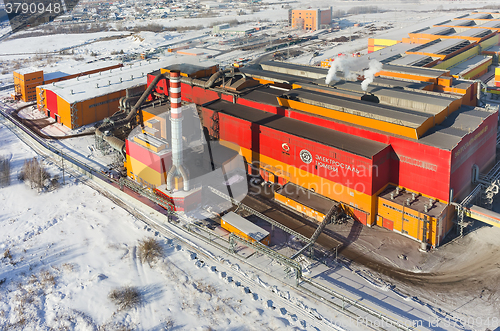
16 67 43 75
40 58 210 104
440 19 474 27
222 212 269 242
476 20 500 29
15 61 121 79
354 43 416 71
417 26 454 36
373 14 459 41
43 61 121 81
449 55 491 77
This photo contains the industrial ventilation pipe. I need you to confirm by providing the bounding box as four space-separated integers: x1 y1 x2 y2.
179 68 237 89
166 70 190 192
94 69 234 162
95 73 168 157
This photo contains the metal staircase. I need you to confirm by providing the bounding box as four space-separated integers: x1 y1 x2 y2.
291 202 340 259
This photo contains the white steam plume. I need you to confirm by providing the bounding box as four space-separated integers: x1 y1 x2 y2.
325 56 358 85
361 59 383 91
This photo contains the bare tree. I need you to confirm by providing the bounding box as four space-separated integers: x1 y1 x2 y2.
18 158 50 190
0 157 10 187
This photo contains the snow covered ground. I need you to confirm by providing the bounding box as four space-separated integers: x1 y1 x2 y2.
0 119 336 330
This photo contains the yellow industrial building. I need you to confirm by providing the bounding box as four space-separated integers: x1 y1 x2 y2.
13 62 122 102
36 60 171 129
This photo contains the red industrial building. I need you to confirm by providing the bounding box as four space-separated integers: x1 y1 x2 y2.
126 61 497 248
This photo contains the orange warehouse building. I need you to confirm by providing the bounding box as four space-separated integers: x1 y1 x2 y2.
13 62 122 102
36 60 172 129
13 68 44 102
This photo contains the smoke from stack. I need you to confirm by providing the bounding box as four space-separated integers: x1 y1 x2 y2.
325 56 358 85
361 59 383 92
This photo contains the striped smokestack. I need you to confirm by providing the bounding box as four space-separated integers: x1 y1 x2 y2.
166 70 189 191
170 70 182 119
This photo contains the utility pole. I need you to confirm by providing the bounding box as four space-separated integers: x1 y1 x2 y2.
61 155 65 185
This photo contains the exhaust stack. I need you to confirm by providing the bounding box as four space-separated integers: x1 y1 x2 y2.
166 70 189 191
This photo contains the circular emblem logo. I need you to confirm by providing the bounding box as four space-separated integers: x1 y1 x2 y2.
282 142 290 152
300 149 313 164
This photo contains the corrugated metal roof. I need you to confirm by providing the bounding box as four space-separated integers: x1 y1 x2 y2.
301 80 459 114
445 19 474 26
416 38 470 55
451 28 492 38
389 54 434 66
240 85 286 106
356 43 416 67
477 20 500 28
260 61 328 79
374 14 459 40
449 55 491 76
380 64 448 78
41 58 217 104
240 67 312 85
283 88 431 129
16 61 121 77
375 89 457 113
204 99 389 158
222 212 269 242
419 106 493 150
418 26 455 36
462 13 492 20
371 77 432 90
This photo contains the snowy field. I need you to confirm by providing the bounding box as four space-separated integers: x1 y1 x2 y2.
0 120 334 330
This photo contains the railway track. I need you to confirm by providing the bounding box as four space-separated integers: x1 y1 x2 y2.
0 104 358 331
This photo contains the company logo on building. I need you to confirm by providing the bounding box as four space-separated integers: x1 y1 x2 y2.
299 149 313 164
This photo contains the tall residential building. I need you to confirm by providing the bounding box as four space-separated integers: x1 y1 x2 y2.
289 7 332 31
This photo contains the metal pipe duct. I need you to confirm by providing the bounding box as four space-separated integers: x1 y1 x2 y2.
166 165 177 191
102 135 126 156
96 73 166 138
179 68 234 89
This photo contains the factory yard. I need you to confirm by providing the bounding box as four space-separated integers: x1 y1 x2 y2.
4 0 500 330
2 114 500 330
0 122 334 330
247 185 500 325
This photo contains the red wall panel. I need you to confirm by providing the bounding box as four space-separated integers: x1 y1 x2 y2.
237 97 286 116
46 90 58 117
350 208 367 225
126 139 172 173
215 110 380 195
219 113 253 150
246 99 454 201
179 83 219 105
450 113 498 200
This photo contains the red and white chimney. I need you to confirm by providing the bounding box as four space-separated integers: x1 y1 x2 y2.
166 70 189 191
